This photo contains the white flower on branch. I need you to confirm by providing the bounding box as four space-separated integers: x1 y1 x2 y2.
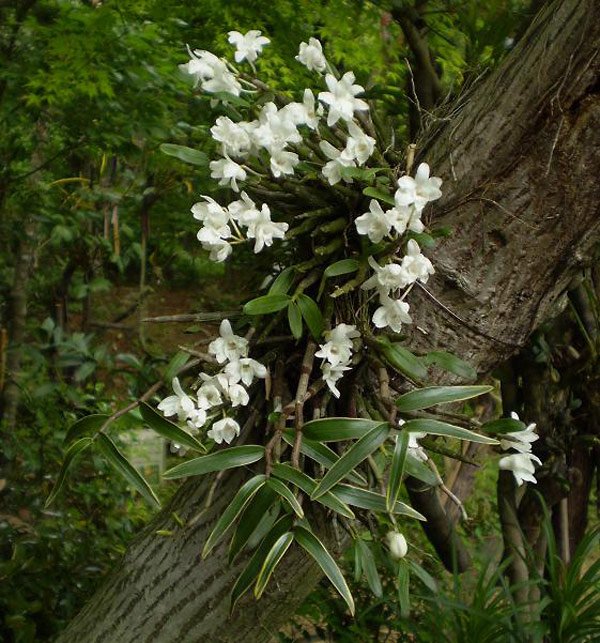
344 120 375 165
253 102 302 154
210 116 251 157
322 362 350 398
227 383 250 407
318 71 369 126
320 140 355 185
187 408 208 430
210 156 247 192
281 89 321 130
387 204 423 235
197 382 223 410
385 531 408 559
372 293 412 333
208 319 249 364
227 191 260 226
207 417 241 445
296 37 327 73
499 452 542 486
225 358 267 386
179 48 222 85
395 162 442 211
400 239 434 285
362 256 406 293
245 204 289 253
500 412 539 454
270 149 300 178
407 429 428 462
355 199 393 243
197 234 232 263
158 377 195 422
192 195 230 234
316 324 359 367
228 30 270 64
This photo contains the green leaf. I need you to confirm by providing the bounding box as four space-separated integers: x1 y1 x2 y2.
45 438 93 507
272 464 355 519
407 232 435 248
159 143 208 166
164 350 191 382
287 302 303 339
64 414 108 445
269 267 296 295
356 539 382 598
302 417 384 442
404 453 440 486
281 431 366 485
140 402 205 453
332 484 426 520
203 475 267 558
254 532 295 599
163 445 264 479
311 424 390 499
481 417 526 434
294 525 355 615
230 515 294 613
363 187 395 206
377 341 428 382
96 434 161 509
397 560 410 618
408 559 438 593
324 259 360 278
395 385 493 412
296 294 324 340
229 486 278 563
423 351 477 380
400 419 499 444
243 294 291 315
386 431 409 513
211 91 250 107
266 478 304 518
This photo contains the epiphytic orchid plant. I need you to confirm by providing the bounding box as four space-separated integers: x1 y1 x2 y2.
49 30 542 615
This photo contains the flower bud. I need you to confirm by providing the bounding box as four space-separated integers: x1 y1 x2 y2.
385 531 408 560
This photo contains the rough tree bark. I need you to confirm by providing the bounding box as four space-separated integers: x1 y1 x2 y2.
57 1 600 641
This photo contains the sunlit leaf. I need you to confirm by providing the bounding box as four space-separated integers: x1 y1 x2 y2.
302 417 384 442
163 445 264 479
266 478 304 518
395 385 492 412
254 532 294 599
243 294 290 315
159 143 208 166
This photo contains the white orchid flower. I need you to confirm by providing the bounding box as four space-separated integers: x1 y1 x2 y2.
208 319 249 364
361 256 406 293
245 204 288 253
372 294 412 333
344 121 375 165
499 452 542 486
318 71 369 126
207 417 241 445
296 37 327 72
319 140 355 185
210 116 251 157
355 199 393 243
225 358 267 386
270 149 299 178
395 162 442 210
227 30 270 64
210 156 247 192
157 377 195 422
400 239 434 285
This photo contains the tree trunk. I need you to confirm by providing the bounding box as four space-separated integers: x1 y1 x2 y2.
58 1 600 641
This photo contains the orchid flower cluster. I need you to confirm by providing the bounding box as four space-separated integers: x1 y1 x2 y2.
498 411 541 486
178 31 444 401
158 320 266 445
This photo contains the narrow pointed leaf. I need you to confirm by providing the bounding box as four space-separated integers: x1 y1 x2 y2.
294 525 355 615
287 302 303 339
408 559 438 593
272 464 355 519
140 402 205 453
324 259 360 278
45 438 93 507
203 475 266 558
163 445 264 479
481 417 526 434
397 559 410 618
386 431 409 512
377 341 427 382
64 414 108 445
269 267 296 295
424 350 477 380
356 539 383 598
230 515 294 613
401 419 499 445
164 350 191 382
311 424 390 499
404 453 440 486
159 143 208 166
296 293 324 340
228 486 278 564
96 434 161 509
266 479 304 518
395 385 493 412
362 187 395 206
281 430 366 485
302 417 384 442
332 483 426 520
254 532 294 599
243 294 290 315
